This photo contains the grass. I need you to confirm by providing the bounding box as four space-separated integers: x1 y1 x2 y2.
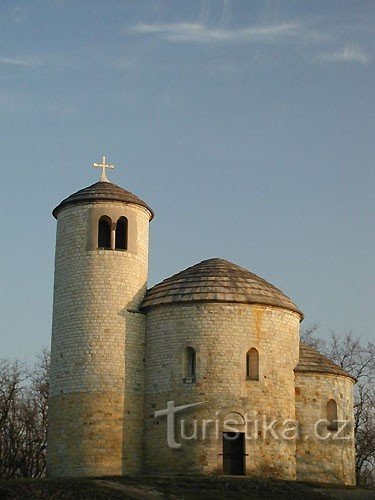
0 478 126 500
104 474 328 499
0 475 373 499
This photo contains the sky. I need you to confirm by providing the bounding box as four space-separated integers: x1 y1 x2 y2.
0 0 374 360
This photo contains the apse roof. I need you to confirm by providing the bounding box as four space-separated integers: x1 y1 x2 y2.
295 342 356 380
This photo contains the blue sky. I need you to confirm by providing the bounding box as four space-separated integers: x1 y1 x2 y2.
0 0 374 360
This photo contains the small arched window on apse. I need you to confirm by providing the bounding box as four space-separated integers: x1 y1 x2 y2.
98 216 112 249
183 347 196 382
327 399 338 431
115 216 128 250
246 348 259 381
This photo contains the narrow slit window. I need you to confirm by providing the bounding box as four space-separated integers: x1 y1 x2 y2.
183 347 196 380
327 399 338 431
98 216 111 249
115 216 128 250
246 348 259 381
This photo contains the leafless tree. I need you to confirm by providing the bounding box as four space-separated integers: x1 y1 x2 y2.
1 336 374 486
301 326 375 486
0 350 49 479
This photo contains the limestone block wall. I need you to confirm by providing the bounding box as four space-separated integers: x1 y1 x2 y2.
144 303 301 479
48 201 150 477
295 372 356 485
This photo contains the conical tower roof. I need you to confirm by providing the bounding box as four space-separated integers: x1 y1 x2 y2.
53 181 153 219
141 258 303 316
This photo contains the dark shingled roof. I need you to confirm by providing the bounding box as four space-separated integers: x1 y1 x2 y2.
141 258 303 316
295 342 356 381
52 181 154 219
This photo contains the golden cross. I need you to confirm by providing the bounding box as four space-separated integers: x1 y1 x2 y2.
93 155 115 183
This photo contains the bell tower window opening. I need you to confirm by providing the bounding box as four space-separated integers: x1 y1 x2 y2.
98 216 111 249
115 216 128 250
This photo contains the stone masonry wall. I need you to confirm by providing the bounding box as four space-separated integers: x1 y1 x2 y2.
295 372 356 485
48 201 149 477
144 303 301 479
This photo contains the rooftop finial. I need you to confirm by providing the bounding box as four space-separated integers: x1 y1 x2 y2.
93 155 115 183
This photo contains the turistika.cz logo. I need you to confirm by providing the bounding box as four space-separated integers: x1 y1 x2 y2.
154 401 352 449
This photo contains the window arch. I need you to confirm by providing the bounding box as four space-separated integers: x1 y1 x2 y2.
183 347 196 381
115 216 128 250
327 399 338 431
98 216 111 249
246 348 259 381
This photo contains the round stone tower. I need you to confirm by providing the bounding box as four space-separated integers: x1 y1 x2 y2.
48 161 153 477
294 343 356 485
141 258 303 479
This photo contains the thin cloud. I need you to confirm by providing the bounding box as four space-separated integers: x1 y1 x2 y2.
128 22 301 44
319 45 371 65
207 59 243 78
0 90 27 112
0 89 77 116
219 0 232 27
111 57 138 71
0 56 42 68
11 7 27 24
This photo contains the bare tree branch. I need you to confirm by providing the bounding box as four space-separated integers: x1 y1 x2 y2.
301 327 375 486
0 351 49 479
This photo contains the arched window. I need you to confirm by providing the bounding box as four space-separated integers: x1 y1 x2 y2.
98 216 111 249
115 216 128 250
327 399 338 431
183 347 196 381
246 348 259 381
